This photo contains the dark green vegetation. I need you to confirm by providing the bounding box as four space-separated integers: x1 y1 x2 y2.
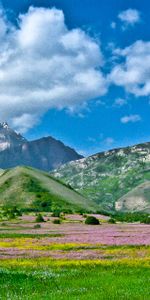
0 166 97 214
53 218 61 224
85 216 100 225
53 142 150 213
108 218 116 224
35 213 45 223
0 263 149 300
110 212 150 224
0 206 22 220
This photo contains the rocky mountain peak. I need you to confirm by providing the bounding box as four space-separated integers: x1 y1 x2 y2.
0 122 82 170
0 122 26 152
0 122 9 129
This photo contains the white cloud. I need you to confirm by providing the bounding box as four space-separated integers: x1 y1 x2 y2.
12 114 39 133
121 114 141 124
114 98 127 107
109 40 150 97
118 9 141 28
0 6 107 132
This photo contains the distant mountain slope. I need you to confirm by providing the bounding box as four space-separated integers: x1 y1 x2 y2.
115 181 150 213
0 123 82 171
0 166 96 212
52 142 150 213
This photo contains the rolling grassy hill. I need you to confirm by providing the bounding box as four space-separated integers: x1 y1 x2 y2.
52 142 150 213
115 181 150 213
0 166 96 212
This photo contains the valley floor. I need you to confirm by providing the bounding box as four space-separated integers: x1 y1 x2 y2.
0 214 150 299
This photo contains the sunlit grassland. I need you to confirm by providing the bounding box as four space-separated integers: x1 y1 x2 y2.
0 258 150 300
0 241 150 299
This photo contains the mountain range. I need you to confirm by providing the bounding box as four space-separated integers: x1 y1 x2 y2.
0 122 82 171
52 142 150 213
0 122 150 214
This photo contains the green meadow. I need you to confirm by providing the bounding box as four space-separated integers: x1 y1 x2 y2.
0 259 150 300
0 213 149 299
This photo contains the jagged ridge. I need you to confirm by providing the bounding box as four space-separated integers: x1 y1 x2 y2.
0 123 82 171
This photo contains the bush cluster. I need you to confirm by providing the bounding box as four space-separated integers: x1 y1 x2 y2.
110 212 150 224
52 219 61 224
0 206 22 220
85 216 100 225
35 214 45 223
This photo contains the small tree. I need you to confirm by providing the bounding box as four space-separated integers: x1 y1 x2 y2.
108 218 116 224
142 216 150 224
85 216 100 225
34 224 41 229
52 210 61 218
53 218 61 224
35 214 45 223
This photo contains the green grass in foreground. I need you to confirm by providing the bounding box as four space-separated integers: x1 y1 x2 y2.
0 261 149 300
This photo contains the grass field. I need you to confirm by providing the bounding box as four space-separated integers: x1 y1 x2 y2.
0 214 149 299
0 260 150 300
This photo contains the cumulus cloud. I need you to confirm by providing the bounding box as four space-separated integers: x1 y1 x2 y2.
121 114 141 124
118 9 141 28
0 6 107 132
12 114 39 133
109 40 150 97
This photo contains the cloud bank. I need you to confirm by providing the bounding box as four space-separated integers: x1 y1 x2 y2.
0 6 107 132
0 6 148 133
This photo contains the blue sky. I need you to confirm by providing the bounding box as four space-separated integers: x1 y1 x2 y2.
1 0 150 155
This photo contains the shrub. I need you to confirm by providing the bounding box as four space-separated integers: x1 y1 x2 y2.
35 214 45 223
1 222 6 226
142 216 150 224
34 224 41 229
85 216 100 225
108 218 116 224
77 210 85 215
1 206 22 220
53 219 61 224
83 214 87 218
52 210 61 218
112 212 150 223
32 196 52 212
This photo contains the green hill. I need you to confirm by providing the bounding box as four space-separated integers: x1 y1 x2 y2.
52 142 150 213
0 166 96 212
115 181 150 213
